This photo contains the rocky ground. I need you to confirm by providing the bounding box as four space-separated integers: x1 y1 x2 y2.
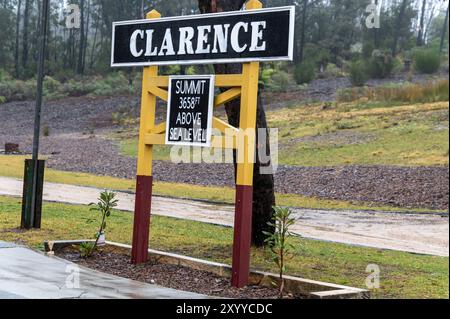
1 74 449 211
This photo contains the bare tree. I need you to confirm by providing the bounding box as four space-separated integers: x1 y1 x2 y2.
392 0 409 56
417 0 426 46
14 0 22 78
440 3 449 53
82 0 91 72
198 0 276 246
298 0 308 63
22 0 31 73
77 0 85 74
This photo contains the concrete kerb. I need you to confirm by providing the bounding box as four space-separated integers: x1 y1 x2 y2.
44 240 370 299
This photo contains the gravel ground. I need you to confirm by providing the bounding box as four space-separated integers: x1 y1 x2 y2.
1 79 448 210
2 132 448 210
57 245 296 299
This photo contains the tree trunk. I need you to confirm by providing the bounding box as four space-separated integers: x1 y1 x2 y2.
140 0 145 19
77 0 85 74
298 0 308 63
14 0 22 78
392 0 408 56
22 0 31 73
440 3 449 53
373 0 380 48
83 0 91 72
89 16 99 69
417 0 426 46
198 0 276 247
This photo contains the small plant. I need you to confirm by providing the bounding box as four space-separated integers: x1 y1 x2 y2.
413 48 441 74
263 206 296 298
79 242 96 258
294 61 315 84
43 125 50 137
80 190 118 258
349 60 368 87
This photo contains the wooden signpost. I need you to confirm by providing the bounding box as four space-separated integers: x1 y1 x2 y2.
111 0 295 288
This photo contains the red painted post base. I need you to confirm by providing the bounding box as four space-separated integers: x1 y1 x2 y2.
231 184 254 288
131 175 153 264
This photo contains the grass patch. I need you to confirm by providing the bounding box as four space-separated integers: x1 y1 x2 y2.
269 101 449 166
115 101 449 167
0 155 442 213
119 138 172 161
0 196 447 299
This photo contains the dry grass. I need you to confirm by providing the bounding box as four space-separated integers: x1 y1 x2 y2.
337 79 449 104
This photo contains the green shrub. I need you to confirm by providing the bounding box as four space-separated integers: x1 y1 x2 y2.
367 50 394 79
270 70 291 92
260 67 275 88
44 76 61 93
61 73 134 97
43 76 66 100
294 61 315 84
0 69 11 82
349 61 368 87
413 48 441 74
323 63 346 78
362 42 375 59
161 65 181 75
259 67 292 92
0 79 36 102
62 79 92 97
1 73 138 103
185 66 197 75
0 96 6 104
304 44 331 67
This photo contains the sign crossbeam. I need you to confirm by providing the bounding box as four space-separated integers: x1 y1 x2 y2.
147 74 245 87
148 85 169 101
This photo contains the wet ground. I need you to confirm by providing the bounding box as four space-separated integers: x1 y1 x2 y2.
0 242 206 299
1 130 448 210
1 176 447 256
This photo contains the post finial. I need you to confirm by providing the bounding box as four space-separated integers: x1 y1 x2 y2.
147 10 161 19
246 0 263 10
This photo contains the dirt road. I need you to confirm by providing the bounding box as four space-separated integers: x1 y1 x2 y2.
0 176 447 256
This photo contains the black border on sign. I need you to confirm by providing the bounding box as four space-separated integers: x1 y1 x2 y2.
111 6 295 67
165 74 216 148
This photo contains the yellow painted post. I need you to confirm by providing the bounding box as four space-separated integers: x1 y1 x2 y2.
131 10 161 265
231 0 262 288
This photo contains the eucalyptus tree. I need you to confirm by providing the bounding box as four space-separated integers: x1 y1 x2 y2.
198 0 276 247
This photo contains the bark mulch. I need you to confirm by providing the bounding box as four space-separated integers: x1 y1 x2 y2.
57 245 301 299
